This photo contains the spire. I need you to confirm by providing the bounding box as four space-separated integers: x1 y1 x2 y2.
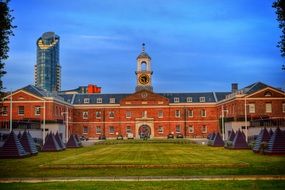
142 43 145 53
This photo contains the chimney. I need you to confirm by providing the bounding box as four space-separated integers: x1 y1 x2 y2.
231 83 238 93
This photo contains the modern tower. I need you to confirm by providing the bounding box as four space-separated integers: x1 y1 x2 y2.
135 43 153 92
34 32 61 92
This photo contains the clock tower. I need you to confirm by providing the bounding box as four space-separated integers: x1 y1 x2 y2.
135 43 153 92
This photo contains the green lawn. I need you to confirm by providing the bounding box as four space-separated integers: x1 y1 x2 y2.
1 181 285 190
0 141 285 178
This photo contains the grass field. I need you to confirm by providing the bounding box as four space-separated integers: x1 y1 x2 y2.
1 181 285 190
0 141 285 178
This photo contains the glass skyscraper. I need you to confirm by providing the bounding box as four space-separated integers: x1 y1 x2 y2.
35 32 61 92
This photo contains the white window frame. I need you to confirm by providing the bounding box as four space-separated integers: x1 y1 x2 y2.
201 125 207 133
187 109 193 117
188 125 194 133
265 103 272 113
126 126 132 133
96 111 101 119
109 126 115 134
126 111 131 118
84 98 90 104
175 110 181 118
158 110 163 118
83 111 88 119
201 109 206 117
109 111 115 118
186 97 192 103
18 106 24 115
96 126 101 134
1 106 7 116
83 126 88 134
249 103 255 113
158 126 164 133
35 106 41 116
199 97 205 102
97 98 102 104
109 98 115 104
176 125 181 133
174 97 180 103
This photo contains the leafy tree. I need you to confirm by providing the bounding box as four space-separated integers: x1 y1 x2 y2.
272 0 285 70
0 0 16 111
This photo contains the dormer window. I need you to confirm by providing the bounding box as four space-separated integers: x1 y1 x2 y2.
199 97 205 102
174 97 180 103
109 98 115 104
186 97 192 102
97 98 102 103
264 91 272 97
84 98 90 104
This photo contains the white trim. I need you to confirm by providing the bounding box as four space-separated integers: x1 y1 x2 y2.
69 120 218 124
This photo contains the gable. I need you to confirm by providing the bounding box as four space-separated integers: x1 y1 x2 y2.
247 87 285 98
120 90 169 106
5 90 44 102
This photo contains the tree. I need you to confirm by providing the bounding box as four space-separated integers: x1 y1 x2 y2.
0 0 16 96
272 0 285 70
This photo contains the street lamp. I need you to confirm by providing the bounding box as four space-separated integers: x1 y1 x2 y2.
221 105 228 140
244 96 248 142
2 90 13 132
61 107 69 143
37 100 46 144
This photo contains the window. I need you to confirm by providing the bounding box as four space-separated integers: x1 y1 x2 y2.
175 110 181 118
109 98 115 104
83 98 90 104
97 98 102 103
35 106 41 115
83 111 88 119
201 109 206 117
158 110 163 118
158 126 164 133
283 103 285 113
174 97 180 103
249 103 255 113
83 126 88 134
126 111 131 118
176 125 181 133
201 125 207 133
126 126 132 133
96 111 101 118
109 111 115 118
18 106 24 115
265 103 272 113
109 126 115 134
1 106 7 116
96 126 101 134
186 97 192 103
199 97 205 102
188 125 194 133
264 91 272 97
187 110 193 117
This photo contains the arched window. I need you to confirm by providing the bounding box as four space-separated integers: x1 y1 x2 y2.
141 61 147 71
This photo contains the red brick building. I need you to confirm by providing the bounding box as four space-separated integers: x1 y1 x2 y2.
1 46 284 140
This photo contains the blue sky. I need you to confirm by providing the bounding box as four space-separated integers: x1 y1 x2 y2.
3 0 284 93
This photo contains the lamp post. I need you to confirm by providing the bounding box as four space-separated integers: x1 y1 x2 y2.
38 100 46 144
61 107 69 143
9 90 12 132
244 96 248 142
221 105 228 140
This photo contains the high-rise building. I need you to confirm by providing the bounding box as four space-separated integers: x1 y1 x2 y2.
34 32 61 92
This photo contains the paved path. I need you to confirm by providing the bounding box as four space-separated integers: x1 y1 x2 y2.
0 175 285 183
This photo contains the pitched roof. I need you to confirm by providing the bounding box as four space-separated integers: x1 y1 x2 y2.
21 85 65 102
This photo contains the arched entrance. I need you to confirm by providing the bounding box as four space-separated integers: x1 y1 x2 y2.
138 125 151 139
